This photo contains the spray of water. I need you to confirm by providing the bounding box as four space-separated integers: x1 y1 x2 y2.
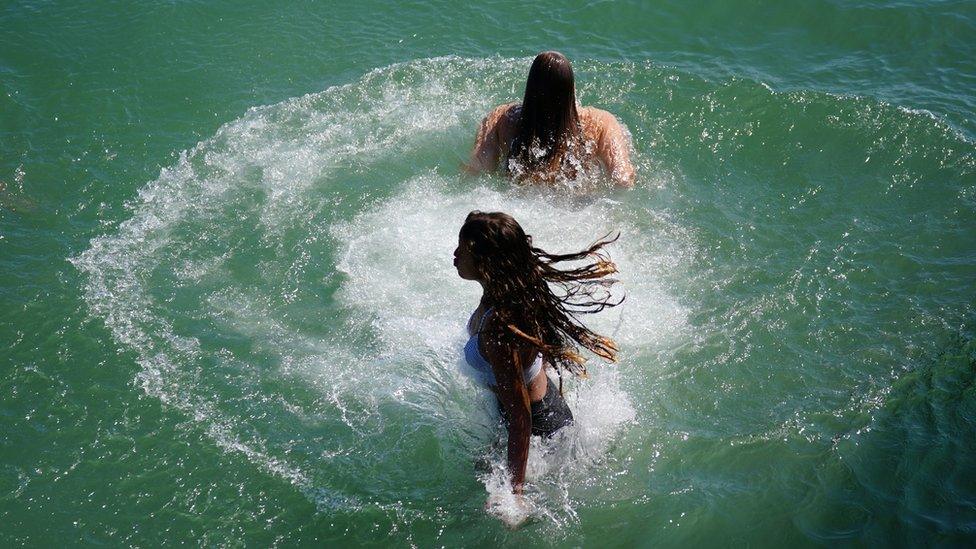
71 57 691 528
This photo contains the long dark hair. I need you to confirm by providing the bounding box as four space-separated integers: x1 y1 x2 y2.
507 51 584 182
460 211 620 383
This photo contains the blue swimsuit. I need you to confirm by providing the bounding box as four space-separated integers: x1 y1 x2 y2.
463 308 542 388
462 308 574 437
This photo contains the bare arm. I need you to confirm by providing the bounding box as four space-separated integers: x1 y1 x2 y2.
482 330 532 494
594 111 636 188
464 103 514 174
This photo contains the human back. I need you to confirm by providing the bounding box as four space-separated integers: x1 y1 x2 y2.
466 51 636 188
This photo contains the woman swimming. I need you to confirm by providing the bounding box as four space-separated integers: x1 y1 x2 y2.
466 51 636 187
454 211 621 498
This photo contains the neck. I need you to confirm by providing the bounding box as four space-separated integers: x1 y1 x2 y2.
478 282 502 311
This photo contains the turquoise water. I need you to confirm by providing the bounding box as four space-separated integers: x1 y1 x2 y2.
2 1 975 545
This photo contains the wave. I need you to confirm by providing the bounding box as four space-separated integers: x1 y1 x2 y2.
71 57 692 529
72 55 974 539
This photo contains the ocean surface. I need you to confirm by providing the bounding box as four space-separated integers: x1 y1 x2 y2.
2 1 975 545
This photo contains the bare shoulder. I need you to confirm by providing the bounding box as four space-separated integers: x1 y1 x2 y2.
580 106 627 137
580 106 636 188
487 102 520 141
479 316 536 377
484 102 520 128
468 102 520 173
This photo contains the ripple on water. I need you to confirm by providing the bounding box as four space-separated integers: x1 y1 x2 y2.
71 57 693 529
72 54 976 542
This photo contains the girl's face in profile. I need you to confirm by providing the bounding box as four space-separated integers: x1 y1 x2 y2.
453 233 479 281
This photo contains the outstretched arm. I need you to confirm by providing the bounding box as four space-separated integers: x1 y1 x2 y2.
596 112 636 188
482 333 532 494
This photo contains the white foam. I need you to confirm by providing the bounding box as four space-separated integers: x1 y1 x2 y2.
71 57 691 526
332 173 689 524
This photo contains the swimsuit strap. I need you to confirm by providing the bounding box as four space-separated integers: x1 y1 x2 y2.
475 307 494 335
480 306 543 376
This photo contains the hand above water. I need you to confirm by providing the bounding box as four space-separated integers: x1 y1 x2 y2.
485 492 531 529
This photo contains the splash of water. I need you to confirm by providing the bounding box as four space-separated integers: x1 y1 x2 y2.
71 57 691 527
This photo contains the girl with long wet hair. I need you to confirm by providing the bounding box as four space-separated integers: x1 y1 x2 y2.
466 51 636 187
454 211 621 497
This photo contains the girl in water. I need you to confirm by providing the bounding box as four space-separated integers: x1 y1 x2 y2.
466 51 636 188
454 211 621 499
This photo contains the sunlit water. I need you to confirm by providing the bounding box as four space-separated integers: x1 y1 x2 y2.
70 57 689 531
3 2 976 545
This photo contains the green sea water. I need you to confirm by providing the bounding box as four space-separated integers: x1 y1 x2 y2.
2 1 975 546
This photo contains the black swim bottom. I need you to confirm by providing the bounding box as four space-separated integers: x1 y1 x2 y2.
498 378 574 438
